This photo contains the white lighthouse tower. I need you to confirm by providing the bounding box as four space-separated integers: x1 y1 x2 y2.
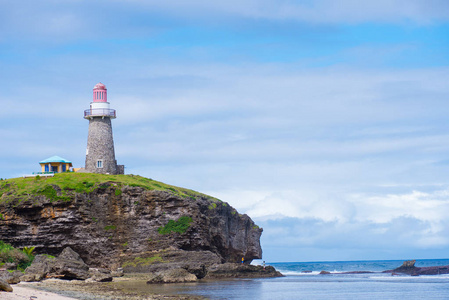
84 83 124 174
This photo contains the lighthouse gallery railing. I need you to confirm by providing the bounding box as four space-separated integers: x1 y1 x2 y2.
84 109 116 118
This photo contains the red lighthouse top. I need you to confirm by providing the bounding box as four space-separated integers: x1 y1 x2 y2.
93 82 107 102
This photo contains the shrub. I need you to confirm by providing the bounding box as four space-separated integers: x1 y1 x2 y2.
0 240 34 270
22 246 35 257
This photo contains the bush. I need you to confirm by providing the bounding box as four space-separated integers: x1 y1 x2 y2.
0 240 34 270
22 246 35 257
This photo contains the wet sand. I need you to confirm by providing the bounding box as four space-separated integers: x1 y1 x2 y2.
2 277 206 300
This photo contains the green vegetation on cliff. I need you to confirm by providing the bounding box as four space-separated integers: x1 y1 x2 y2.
158 216 193 235
0 240 35 270
121 254 165 268
0 173 219 204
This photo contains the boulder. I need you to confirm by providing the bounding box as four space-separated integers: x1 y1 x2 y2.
183 263 207 279
146 268 197 284
23 254 56 281
20 273 42 282
88 268 113 282
1 270 22 284
121 249 221 274
385 260 449 276
111 268 124 277
0 279 13 292
205 263 283 278
393 260 416 274
23 247 89 281
319 271 331 275
48 247 89 280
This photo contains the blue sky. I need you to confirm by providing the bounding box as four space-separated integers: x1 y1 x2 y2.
1 0 449 262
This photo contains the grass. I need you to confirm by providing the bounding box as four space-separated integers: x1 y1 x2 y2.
0 173 219 205
158 216 193 235
104 225 117 231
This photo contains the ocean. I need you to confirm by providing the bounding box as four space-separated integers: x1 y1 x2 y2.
139 259 449 299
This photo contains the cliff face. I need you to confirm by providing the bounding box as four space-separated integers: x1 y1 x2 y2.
0 176 262 270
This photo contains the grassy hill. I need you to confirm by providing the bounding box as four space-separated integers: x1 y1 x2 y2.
0 173 218 205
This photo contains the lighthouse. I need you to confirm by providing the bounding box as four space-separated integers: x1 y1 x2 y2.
84 83 124 175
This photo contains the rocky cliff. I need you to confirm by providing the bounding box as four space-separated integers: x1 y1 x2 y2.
0 174 262 272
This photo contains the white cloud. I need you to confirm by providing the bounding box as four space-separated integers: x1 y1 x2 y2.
125 0 449 24
1 0 448 43
350 189 449 223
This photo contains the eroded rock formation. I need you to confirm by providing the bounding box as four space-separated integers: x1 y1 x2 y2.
0 183 262 272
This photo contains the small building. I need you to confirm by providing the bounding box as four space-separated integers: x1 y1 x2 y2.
39 156 73 173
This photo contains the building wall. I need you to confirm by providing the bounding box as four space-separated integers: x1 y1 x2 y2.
40 163 72 173
85 117 118 174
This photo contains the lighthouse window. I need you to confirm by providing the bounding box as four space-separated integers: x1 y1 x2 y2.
96 160 103 168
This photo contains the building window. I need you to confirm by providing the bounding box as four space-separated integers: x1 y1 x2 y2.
96 160 103 168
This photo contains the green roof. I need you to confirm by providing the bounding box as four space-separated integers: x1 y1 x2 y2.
39 156 72 164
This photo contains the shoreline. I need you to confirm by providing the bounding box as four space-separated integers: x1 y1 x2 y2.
4 276 208 300
1 282 78 300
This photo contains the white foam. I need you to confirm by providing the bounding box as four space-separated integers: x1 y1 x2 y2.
280 271 321 276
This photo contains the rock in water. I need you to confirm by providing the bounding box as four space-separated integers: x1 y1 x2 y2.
0 279 13 292
388 260 449 276
88 268 113 282
146 268 197 284
392 260 417 275
205 263 283 278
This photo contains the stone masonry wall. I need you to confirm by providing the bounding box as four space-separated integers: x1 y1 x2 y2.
85 117 118 174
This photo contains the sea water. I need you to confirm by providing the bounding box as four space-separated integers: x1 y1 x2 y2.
146 259 449 299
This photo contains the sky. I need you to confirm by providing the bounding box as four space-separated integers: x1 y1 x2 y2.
1 0 449 262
